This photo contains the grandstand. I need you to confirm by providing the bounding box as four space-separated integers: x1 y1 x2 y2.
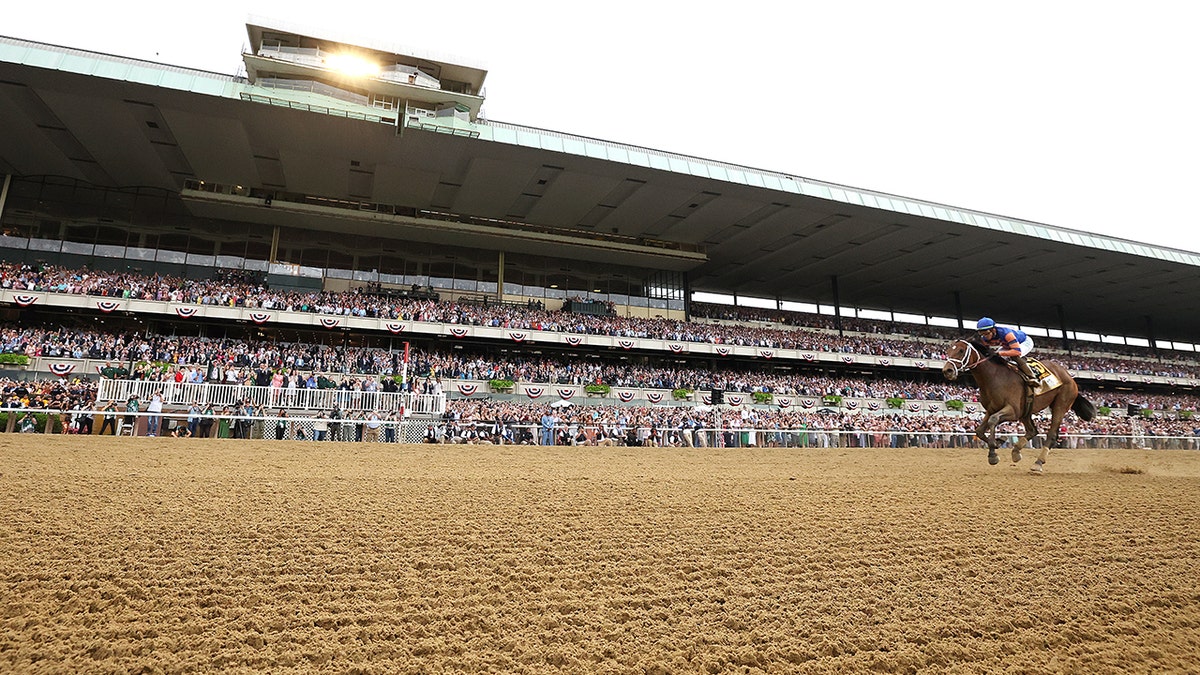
2 19 1199 443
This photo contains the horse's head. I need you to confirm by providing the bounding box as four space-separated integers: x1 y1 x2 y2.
942 338 987 381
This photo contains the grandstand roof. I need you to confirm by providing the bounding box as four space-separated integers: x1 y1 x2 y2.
2 32 1198 343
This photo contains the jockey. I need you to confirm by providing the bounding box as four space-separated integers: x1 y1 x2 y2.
976 317 1038 386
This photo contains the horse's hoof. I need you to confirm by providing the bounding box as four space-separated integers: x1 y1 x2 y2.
988 451 1000 466
1029 461 1044 475
1011 449 1023 464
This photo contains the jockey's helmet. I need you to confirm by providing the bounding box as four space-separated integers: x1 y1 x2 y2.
976 317 995 330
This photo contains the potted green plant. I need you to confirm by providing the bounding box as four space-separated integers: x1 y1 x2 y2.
489 378 515 393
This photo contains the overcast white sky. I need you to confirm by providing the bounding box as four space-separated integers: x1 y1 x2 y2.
7 1 1199 254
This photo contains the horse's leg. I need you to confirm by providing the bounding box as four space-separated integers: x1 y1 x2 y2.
1011 416 1038 464
1032 395 1070 474
979 408 1011 466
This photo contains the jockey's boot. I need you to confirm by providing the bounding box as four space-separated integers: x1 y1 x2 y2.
1015 356 1038 386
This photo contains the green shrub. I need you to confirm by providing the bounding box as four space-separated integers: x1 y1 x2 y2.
0 353 30 366
1097 405 1111 417
1140 408 1155 419
0 411 61 433
489 379 515 391
752 391 774 404
1180 410 1194 420
671 388 692 400
945 399 965 411
885 397 905 409
822 394 842 406
586 383 612 395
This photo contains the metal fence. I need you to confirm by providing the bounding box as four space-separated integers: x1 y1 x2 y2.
95 379 445 416
12 407 1196 451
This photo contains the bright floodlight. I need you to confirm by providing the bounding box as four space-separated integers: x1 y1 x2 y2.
326 53 380 78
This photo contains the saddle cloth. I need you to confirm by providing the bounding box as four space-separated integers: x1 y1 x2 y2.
1024 358 1062 394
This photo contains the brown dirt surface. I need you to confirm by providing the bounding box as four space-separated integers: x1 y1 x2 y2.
2 436 1199 674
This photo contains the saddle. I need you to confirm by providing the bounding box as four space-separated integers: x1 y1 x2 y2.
1009 357 1061 395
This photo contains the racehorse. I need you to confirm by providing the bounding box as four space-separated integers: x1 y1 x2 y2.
942 337 1095 473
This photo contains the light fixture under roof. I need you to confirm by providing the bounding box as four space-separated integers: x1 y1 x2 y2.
325 52 380 78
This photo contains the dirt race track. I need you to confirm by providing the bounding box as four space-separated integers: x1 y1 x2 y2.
2 436 1199 674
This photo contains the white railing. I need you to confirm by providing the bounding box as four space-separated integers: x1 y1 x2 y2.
95 379 445 415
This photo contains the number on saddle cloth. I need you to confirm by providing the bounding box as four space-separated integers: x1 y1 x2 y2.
1027 358 1049 381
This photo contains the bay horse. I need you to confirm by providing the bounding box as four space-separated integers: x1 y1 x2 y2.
942 338 1095 473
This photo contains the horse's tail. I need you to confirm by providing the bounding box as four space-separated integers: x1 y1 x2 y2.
1072 394 1096 421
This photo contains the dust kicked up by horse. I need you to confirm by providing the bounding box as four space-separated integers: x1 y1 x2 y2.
942 338 1095 473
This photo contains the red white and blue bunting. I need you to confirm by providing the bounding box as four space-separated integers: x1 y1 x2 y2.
668 344 685 353
841 355 854 364
509 331 529 343
802 353 816 361
645 392 665 404
878 358 891 367
759 350 774 359
616 391 636 403
564 335 583 346
845 400 858 410
915 361 928 369
457 383 478 396
776 397 792 408
249 312 271 324
385 322 405 334
449 327 469 338
618 339 635 350
965 404 978 414
908 403 922 412
319 317 340 329
175 306 198 318
714 346 731 356
557 388 576 400
726 394 743 406
927 403 941 412
868 401 881 411
12 294 38 307
96 300 121 313
801 399 816 409
524 386 546 400
48 363 76 377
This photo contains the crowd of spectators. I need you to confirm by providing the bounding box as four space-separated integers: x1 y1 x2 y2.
5 262 1200 377
11 319 1200 414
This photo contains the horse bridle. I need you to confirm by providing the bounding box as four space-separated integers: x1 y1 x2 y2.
943 339 987 379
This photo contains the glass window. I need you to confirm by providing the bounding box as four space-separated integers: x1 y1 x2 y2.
584 142 608 159
627 150 651 167
491 126 518 144
516 130 541 147
28 238 61 252
61 241 92 255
